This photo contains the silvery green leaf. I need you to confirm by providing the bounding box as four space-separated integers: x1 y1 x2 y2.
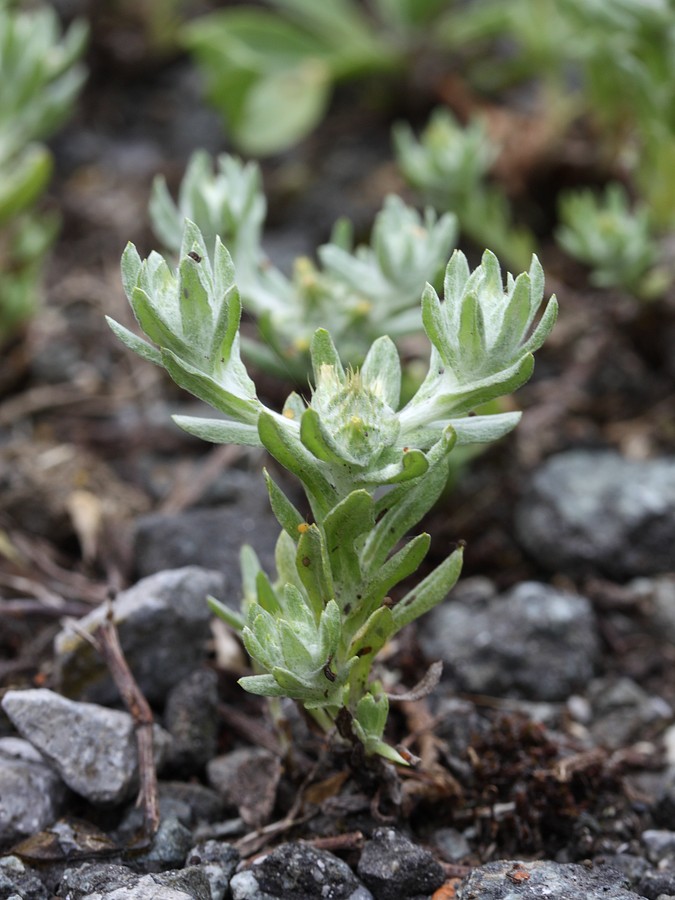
354 691 387 739
446 411 522 445
296 525 334 620
443 248 471 306
172 414 260 446
275 530 305 592
360 336 401 409
240 544 261 608
490 272 531 362
131 286 190 361
210 247 242 359
357 448 428 485
310 328 344 382
363 427 456 571
480 248 502 296
179 219 210 264
121 243 143 299
352 691 409 763
520 296 559 356
161 348 259 423
255 571 281 617
242 619 279 671
178 256 213 350
207 595 245 631
279 620 317 672
347 606 395 697
318 599 341 662
392 545 463 629
271 666 320 700
239 674 289 697
527 255 545 324
264 468 305 537
402 352 535 430
349 533 430 635
322 489 374 585
276 583 316 634
421 283 458 371
300 407 351 466
458 291 487 374
282 391 307 422
258 411 336 516
442 353 536 416
105 317 162 367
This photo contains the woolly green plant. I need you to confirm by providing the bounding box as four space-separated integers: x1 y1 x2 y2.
108 221 557 762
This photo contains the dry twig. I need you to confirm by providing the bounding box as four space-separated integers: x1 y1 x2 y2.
89 601 160 843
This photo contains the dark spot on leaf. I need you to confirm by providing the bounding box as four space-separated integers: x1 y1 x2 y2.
356 646 372 657
301 556 311 567
188 251 202 263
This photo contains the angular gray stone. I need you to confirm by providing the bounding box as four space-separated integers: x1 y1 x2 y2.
186 840 240 900
133 501 279 598
119 816 194 873
456 860 643 899
58 862 211 899
230 842 372 900
432 827 471 863
631 575 675 644
1 689 169 805
642 829 675 865
639 868 675 900
53 567 225 705
0 737 65 847
587 677 672 750
357 827 445 900
419 581 599 701
516 450 675 578
207 748 281 829
163 668 219 774
156 781 226 825
0 854 49 900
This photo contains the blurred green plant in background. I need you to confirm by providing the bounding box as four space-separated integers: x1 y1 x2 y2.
0 1 87 340
393 108 536 272
182 0 464 156
444 0 675 238
556 183 671 299
149 150 458 382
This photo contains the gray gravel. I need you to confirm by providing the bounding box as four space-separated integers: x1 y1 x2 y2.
0 737 65 846
515 450 675 578
456 859 645 899
419 580 600 700
1 689 169 805
53 567 225 706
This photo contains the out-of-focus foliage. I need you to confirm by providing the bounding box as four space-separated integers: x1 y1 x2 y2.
149 150 458 381
556 183 671 298
394 108 536 272
0 1 87 339
183 0 461 156
443 0 675 232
